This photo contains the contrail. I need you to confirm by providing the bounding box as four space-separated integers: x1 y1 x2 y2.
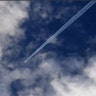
25 0 96 63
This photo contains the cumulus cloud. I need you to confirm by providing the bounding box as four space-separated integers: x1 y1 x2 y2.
1 51 96 96
0 1 29 36
0 1 30 96
0 47 2 59
84 56 96 82
18 87 44 96
0 1 29 59
7 55 95 96
0 66 32 96
51 56 96 96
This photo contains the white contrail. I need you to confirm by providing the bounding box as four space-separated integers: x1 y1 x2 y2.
25 0 96 63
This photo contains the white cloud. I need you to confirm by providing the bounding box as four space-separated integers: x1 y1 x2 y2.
0 46 2 59
39 59 60 77
0 1 95 96
51 56 96 96
1 52 96 96
18 87 44 96
84 56 96 82
0 66 32 96
0 1 29 36
0 1 30 96
0 1 30 64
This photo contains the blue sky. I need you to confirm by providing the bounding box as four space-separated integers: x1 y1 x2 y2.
0 1 96 96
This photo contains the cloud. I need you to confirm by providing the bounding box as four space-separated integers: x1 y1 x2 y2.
31 1 52 22
1 51 96 96
84 56 96 82
39 58 60 77
18 87 44 96
51 56 96 96
0 1 29 36
8 54 95 96
30 1 81 23
0 1 30 96
0 1 96 96
0 47 2 59
0 1 29 57
0 66 32 96
0 1 30 66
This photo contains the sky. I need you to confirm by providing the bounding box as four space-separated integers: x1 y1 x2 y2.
0 0 96 96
